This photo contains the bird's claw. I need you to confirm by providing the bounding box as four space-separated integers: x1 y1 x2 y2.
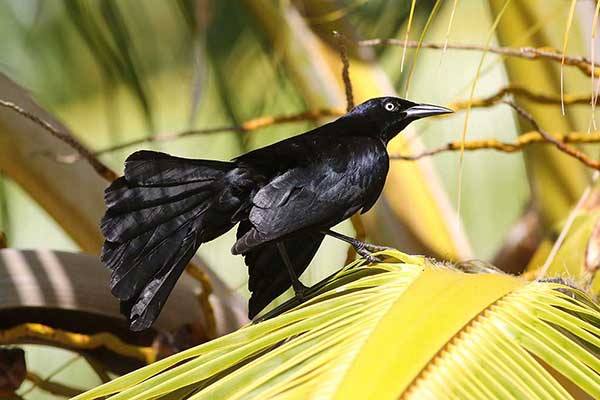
363 243 392 253
355 245 386 264
292 282 310 301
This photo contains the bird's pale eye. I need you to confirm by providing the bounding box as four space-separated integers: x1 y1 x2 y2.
384 102 395 112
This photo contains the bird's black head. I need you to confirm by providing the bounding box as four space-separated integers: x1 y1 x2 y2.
347 96 452 143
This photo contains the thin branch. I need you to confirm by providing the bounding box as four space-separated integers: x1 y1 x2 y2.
450 84 592 110
95 85 593 156
93 108 343 156
21 356 82 397
503 100 600 169
0 322 156 363
80 84 595 158
25 371 84 398
334 31 362 262
334 31 354 111
358 39 600 78
392 101 600 171
390 130 600 164
0 99 117 181
16 95 600 172
400 0 418 72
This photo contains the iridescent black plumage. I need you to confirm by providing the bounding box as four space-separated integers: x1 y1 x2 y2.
100 97 451 330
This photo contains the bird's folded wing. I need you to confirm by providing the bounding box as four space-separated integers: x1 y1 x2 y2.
232 152 367 254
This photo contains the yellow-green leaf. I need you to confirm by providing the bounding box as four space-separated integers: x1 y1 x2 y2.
76 250 600 400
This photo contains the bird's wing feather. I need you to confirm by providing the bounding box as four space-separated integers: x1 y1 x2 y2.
125 150 232 186
233 124 335 168
232 137 386 254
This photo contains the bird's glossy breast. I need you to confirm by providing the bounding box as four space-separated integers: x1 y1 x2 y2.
365 150 388 201
331 140 389 214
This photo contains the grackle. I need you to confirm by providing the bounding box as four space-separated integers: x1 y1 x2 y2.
100 97 451 330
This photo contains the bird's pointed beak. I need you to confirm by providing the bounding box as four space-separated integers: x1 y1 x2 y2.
404 103 453 119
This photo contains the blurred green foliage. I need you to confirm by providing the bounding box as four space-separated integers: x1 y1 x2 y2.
0 0 525 262
2 2 599 396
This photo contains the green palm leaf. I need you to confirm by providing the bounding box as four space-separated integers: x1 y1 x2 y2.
76 250 600 400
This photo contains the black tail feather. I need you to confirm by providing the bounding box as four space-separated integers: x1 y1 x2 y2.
101 187 211 242
104 206 204 301
101 151 236 331
124 150 232 186
119 225 198 331
104 178 212 213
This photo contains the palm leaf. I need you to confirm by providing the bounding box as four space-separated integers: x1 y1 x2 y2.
76 250 600 400
65 0 154 130
526 181 600 293
0 72 108 253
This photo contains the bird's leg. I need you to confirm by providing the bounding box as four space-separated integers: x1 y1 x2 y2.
276 241 309 300
323 229 391 263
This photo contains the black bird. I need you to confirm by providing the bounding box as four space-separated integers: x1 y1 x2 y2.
100 96 451 330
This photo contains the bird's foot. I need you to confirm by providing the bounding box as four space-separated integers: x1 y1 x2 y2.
354 242 392 264
356 247 381 263
362 243 392 253
292 281 310 302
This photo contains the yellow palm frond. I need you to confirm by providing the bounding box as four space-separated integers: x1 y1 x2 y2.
76 251 600 400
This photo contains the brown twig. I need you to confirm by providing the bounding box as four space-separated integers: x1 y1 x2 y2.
391 130 600 163
392 101 600 171
0 322 156 363
503 100 600 169
0 100 117 182
14 97 600 172
93 108 344 156
93 85 593 158
60 84 592 160
335 31 366 263
358 39 600 78
450 84 592 110
25 372 84 398
334 31 354 111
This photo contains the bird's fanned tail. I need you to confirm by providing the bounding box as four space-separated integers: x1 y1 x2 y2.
101 151 238 331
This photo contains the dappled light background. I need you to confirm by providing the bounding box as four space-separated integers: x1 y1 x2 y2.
2 1 600 397
2 0 543 282
4 0 600 302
